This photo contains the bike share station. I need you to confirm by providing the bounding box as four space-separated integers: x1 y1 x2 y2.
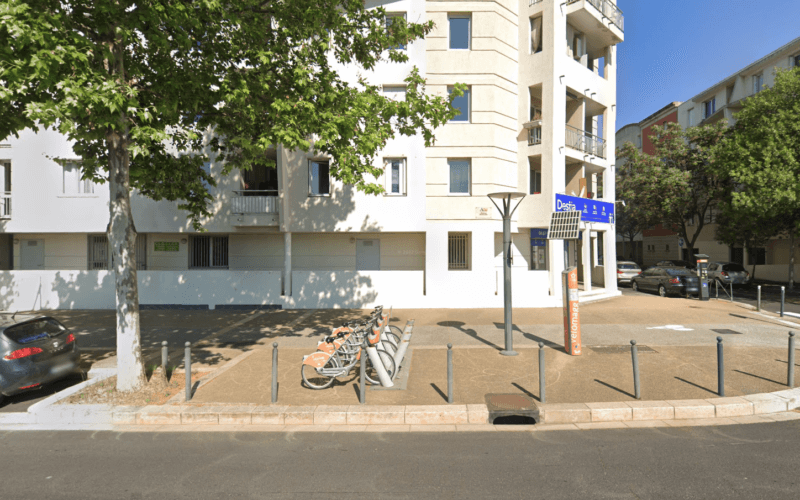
483 193 587 423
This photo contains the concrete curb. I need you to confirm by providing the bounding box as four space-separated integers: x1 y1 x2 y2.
3 388 799 429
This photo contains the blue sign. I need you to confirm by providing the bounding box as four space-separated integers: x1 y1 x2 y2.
531 229 547 247
555 194 615 224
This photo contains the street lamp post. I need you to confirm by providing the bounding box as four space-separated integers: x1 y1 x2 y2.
488 192 526 356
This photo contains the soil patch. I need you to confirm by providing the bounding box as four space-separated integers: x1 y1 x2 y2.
61 370 209 406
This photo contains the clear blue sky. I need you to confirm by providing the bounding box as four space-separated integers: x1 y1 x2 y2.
616 0 800 131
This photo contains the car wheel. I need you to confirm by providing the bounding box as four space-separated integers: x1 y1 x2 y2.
0 393 4 407
658 285 667 297
632 281 639 292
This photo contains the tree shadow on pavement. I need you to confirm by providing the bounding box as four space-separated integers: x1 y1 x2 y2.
437 321 501 350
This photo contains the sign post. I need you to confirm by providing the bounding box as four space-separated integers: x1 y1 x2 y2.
562 267 582 356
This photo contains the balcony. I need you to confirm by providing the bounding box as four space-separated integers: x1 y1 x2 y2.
0 192 10 219
231 190 279 214
524 121 542 146
565 125 606 159
567 0 623 31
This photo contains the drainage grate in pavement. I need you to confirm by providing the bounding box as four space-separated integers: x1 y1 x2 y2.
589 345 657 354
711 329 743 335
485 394 540 423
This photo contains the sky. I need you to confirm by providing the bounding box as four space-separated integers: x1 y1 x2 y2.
615 0 800 131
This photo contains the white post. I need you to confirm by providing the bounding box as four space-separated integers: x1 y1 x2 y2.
604 228 618 292
582 227 592 292
283 232 292 296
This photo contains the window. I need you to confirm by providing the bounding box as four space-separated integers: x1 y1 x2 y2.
666 245 670 252
448 232 471 270
383 86 406 101
62 161 94 194
189 236 229 269
448 86 470 122
703 98 716 119
794 54 800 68
308 160 330 196
529 168 541 194
385 13 407 50
448 14 470 50
596 173 604 199
88 234 146 270
384 158 406 195
747 248 766 266
636 135 642 148
448 159 470 195
530 16 542 54
753 73 763 94
730 247 744 265
531 243 548 270
687 108 694 127
705 206 715 224
597 233 604 266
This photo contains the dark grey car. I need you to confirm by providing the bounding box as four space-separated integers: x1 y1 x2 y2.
632 267 700 297
0 315 81 406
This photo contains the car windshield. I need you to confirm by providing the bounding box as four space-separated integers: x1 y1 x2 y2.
618 264 639 270
665 268 693 276
724 264 746 272
2 318 67 344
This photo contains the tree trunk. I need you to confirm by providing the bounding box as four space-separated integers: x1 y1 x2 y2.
107 126 145 392
790 232 795 290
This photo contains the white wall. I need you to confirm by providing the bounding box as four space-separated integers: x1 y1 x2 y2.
0 270 282 311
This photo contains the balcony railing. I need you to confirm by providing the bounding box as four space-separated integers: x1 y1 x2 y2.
524 121 542 146
567 0 624 31
231 190 279 214
0 192 10 219
565 124 606 159
529 0 543 5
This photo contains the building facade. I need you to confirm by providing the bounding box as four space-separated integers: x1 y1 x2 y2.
0 0 622 311
615 36 800 281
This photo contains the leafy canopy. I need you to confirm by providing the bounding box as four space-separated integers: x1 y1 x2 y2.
0 0 461 228
616 121 729 250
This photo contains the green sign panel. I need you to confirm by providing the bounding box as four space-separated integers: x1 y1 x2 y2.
154 241 179 252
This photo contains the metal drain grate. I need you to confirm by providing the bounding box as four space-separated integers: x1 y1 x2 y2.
589 345 657 354
485 394 540 423
711 329 742 335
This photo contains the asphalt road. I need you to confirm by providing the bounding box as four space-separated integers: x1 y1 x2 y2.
2 420 799 499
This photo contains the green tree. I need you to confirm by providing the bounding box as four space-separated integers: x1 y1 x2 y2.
617 122 729 263
712 68 800 288
0 0 460 391
614 202 643 264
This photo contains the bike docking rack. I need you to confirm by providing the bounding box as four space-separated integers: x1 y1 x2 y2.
299 305 416 395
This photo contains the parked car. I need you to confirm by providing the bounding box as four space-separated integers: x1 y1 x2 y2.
0 314 81 406
656 259 696 270
631 267 700 297
616 261 641 286
707 262 751 288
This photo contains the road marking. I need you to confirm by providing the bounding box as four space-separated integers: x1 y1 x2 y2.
646 325 694 331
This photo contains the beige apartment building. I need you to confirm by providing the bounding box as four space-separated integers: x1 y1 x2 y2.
0 0 623 311
616 36 800 282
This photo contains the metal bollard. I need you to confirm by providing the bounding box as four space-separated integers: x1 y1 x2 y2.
631 340 641 400
717 337 725 397
271 342 278 403
185 342 192 402
359 340 366 405
757 286 761 312
538 342 546 404
447 343 453 404
730 283 733 302
789 332 796 388
715 279 719 299
781 286 786 317
161 341 168 373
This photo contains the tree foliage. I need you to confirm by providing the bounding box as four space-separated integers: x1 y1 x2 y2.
616 121 729 258
712 67 800 286
0 0 461 390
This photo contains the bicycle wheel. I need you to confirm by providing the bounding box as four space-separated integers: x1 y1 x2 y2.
387 325 404 344
301 355 339 390
363 349 396 385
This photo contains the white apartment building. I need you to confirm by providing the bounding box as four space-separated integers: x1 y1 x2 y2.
0 0 622 311
616 36 800 281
